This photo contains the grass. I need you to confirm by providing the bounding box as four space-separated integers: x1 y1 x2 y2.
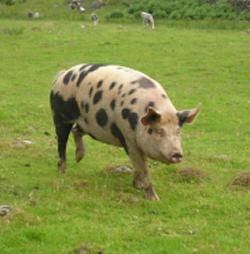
0 18 250 254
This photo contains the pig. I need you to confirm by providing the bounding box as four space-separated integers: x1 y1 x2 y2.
50 64 200 200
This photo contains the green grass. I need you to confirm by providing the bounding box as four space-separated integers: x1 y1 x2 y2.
0 18 250 254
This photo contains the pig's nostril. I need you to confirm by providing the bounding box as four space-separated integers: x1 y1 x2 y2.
171 153 183 162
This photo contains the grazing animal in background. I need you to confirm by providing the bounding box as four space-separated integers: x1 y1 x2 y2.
91 13 99 25
68 0 85 12
141 11 155 29
79 6 85 13
27 11 40 18
50 64 200 200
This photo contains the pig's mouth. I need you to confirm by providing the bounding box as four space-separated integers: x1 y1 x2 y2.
160 152 183 164
147 151 183 164
169 153 183 163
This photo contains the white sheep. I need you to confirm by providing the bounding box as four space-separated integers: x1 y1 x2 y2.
141 11 155 29
91 13 99 25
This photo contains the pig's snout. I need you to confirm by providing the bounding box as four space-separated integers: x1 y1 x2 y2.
169 152 183 163
160 150 183 164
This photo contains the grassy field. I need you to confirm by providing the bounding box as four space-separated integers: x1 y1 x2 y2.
0 18 250 254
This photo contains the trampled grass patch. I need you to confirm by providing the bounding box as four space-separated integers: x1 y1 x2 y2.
0 19 250 254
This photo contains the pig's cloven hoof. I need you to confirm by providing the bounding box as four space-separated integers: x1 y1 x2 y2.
75 149 84 162
58 160 66 173
133 178 145 189
133 175 150 189
144 185 160 201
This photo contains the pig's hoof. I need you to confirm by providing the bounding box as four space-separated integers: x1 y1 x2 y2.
57 160 66 173
133 176 147 189
75 149 84 162
144 185 160 201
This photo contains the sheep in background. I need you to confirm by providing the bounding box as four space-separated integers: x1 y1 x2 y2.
27 11 40 19
91 13 99 25
141 11 155 29
68 0 85 12
79 6 85 12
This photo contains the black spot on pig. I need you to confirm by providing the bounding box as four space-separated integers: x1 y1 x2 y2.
71 74 76 82
130 98 137 105
76 71 87 87
50 92 80 122
79 64 90 71
63 70 73 85
128 89 136 95
93 90 103 104
96 108 108 127
118 84 123 91
109 82 116 90
111 123 128 154
97 80 103 89
128 112 138 130
131 77 156 89
110 99 116 111
89 87 94 97
121 108 130 119
121 108 138 130
76 64 107 87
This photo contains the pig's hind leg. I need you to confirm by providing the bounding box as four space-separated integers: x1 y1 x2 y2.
54 119 73 174
72 124 85 163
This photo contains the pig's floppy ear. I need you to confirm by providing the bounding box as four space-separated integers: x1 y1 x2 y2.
141 107 161 126
177 105 200 126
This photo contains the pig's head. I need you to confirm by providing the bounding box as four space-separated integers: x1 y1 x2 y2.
136 106 200 164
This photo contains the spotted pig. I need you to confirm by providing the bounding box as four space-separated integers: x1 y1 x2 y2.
50 64 200 200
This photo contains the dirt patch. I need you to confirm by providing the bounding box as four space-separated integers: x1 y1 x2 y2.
230 171 250 189
73 245 104 254
1 207 41 225
175 168 207 183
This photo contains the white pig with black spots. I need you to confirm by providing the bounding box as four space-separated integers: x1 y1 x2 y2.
50 64 200 200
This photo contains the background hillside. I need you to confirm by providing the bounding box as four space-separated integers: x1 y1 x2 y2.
0 0 249 20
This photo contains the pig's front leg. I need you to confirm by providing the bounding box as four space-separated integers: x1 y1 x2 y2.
129 146 159 201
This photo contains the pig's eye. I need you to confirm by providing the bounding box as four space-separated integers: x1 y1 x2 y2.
155 128 166 137
148 128 153 135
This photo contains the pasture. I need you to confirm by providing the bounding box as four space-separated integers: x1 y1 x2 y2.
0 19 250 254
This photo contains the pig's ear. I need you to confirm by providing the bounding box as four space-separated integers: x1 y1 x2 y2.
141 107 161 126
177 106 200 126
